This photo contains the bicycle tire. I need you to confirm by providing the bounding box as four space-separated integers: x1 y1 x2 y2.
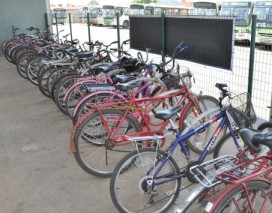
257 122 272 132
4 44 17 63
212 180 271 213
182 95 222 154
26 55 49 85
64 79 93 117
46 67 74 98
73 108 142 177
16 51 37 79
54 74 80 115
110 148 181 213
213 129 246 159
72 92 127 124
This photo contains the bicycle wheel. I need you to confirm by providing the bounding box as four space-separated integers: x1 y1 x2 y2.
72 92 126 123
182 95 223 154
212 180 272 213
213 129 246 158
257 122 272 132
46 67 74 98
16 51 37 79
54 74 80 115
65 81 92 118
110 148 181 213
27 55 49 85
73 109 142 177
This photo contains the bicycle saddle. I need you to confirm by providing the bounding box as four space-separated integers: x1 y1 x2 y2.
239 128 272 152
114 74 137 83
154 105 183 121
115 81 141 92
82 83 115 92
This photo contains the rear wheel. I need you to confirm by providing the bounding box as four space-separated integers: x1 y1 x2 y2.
212 180 272 213
110 148 181 213
73 109 141 177
72 92 126 124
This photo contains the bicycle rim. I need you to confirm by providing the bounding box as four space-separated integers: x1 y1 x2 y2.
110 148 181 213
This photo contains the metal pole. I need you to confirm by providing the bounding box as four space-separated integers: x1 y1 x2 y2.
248 15 257 97
69 13 73 43
45 13 49 30
116 13 121 58
161 12 165 55
55 13 59 41
87 13 91 51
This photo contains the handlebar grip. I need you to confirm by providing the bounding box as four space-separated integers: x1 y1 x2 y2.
110 41 118 45
123 39 130 44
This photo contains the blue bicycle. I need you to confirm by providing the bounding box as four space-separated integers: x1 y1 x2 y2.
109 83 257 213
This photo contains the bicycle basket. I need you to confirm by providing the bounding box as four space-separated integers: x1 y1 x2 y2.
162 67 192 90
227 92 256 128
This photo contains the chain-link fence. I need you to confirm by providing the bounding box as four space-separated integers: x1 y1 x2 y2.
45 12 272 124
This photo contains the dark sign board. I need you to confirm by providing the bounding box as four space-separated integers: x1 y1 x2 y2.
130 16 234 70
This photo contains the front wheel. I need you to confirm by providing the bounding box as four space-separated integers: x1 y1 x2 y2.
73 109 142 177
181 95 223 154
213 129 246 158
110 148 181 213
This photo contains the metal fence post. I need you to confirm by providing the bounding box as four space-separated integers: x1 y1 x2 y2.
69 13 73 43
116 13 121 58
248 15 257 97
87 13 91 50
161 12 165 54
45 13 49 30
55 13 59 41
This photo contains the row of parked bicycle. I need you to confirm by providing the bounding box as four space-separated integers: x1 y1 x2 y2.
2 26 272 212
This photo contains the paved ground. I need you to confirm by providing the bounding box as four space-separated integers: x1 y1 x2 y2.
0 56 119 213
0 56 207 213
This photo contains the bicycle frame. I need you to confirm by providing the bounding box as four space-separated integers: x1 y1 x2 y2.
138 110 241 187
69 84 203 153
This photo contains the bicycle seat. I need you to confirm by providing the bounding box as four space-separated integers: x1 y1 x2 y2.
239 128 261 153
75 52 94 59
252 131 272 149
239 128 272 152
82 83 115 92
114 75 137 83
154 105 183 121
115 81 141 92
